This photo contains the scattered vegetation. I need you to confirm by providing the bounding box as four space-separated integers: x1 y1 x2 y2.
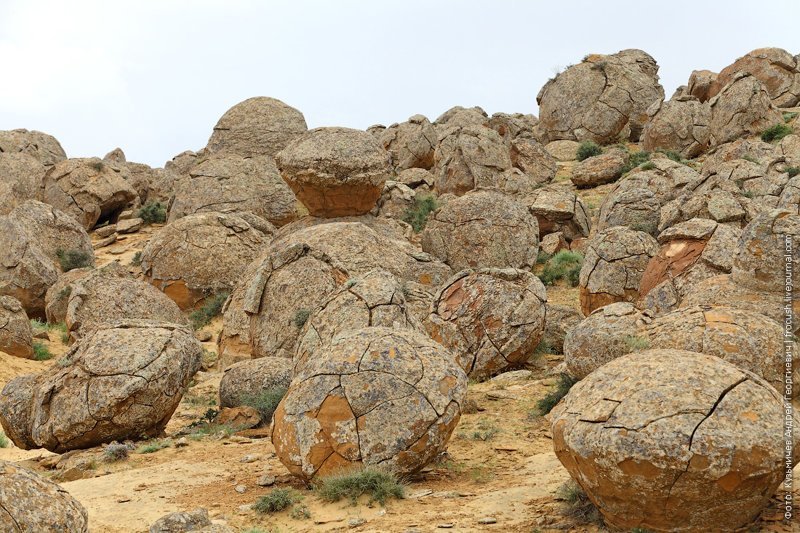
30 319 68 345
658 149 686 163
137 201 167 225
469 419 500 441
254 488 299 514
622 150 651 174
741 154 760 164
188 292 228 330
556 480 602 524
90 160 105 172
639 161 655 171
315 467 405 506
293 308 311 328
33 341 52 361
624 335 651 351
783 111 798 123
130 251 142 266
535 373 578 416
238 387 287 423
761 123 792 143
539 251 583 287
136 439 171 454
576 141 602 161
533 339 557 356
0 430 8 448
289 503 311 520
56 248 93 272
535 251 552 265
788 166 800 178
103 442 132 462
401 194 438 233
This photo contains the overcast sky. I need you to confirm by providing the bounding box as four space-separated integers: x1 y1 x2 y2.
0 0 798 167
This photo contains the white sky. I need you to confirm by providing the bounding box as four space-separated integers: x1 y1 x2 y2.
0 0 798 167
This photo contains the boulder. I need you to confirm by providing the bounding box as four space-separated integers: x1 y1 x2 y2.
44 267 94 324
541 304 582 355
487 112 538 143
9 200 95 267
421 190 539 270
0 296 33 359
219 357 292 409
434 106 488 128
571 150 626 188
206 96 307 158
732 209 800 294
0 320 202 452
371 181 417 220
552 350 792 532
432 125 513 196
522 186 591 241
276 127 390 217
380 115 437 170
508 137 557 185
596 187 661 236
687 69 720 102
272 327 467 480
708 73 784 148
714 48 800 107
641 95 711 158
0 129 66 167
544 140 581 161
395 168 436 191
424 269 547 379
149 508 231 533
0 153 46 214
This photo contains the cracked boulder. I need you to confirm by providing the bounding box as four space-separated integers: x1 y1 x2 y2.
9 200 94 267
708 73 783 148
370 181 417 220
732 209 800 294
552 349 792 532
522 186 591 241
641 94 711 158
141 212 273 310
0 320 202 452
0 296 33 359
205 96 308 158
542 304 582 356
295 270 422 370
219 357 292 411
508 137 556 186
0 460 88 532
432 125 513 196
272 326 467 481
536 49 664 144
0 129 66 167
713 47 800 107
578 227 658 315
424 269 547 380
168 152 297 227
434 106 488 129
639 218 741 315
571 150 626 188
0 153 46 214
487 112 538 143
380 115 437 171
44 267 94 324
421 190 539 270
43 158 138 230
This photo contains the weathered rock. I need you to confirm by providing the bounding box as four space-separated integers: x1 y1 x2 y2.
0 153 46 214
0 460 88 532
508 137 556 185
141 212 273 310
536 49 664 143
116 217 142 234
168 153 297 227
424 269 547 379
0 129 67 167
149 508 229 533
544 140 580 162
214 406 261 430
522 186 591 241
396 168 436 191
487 112 538 142
276 127 390 217
540 232 568 255
578 227 658 315
732 209 800 293
708 73 784 148
272 327 467 480
422 190 539 270
371 181 417 220
44 158 138 229
434 106 488 128
44 269 94 325
0 296 33 359
432 126 513 196
687 69 720 102
0 320 201 452
713 48 800 107
219 357 292 410
206 96 308 158
596 187 661 236
552 349 791 532
571 151 626 188
641 95 711 158
542 304 582 355
380 115 437 170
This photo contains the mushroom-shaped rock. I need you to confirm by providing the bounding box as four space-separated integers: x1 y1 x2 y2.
141 212 273 310
421 190 539 270
272 327 467 481
708 73 784 148
536 49 664 144
206 96 308 158
0 129 66 167
578 227 658 315
380 115 437 171
424 269 547 379
168 153 297 227
641 95 711 158
219 357 292 409
44 158 138 229
0 153 46 214
9 200 95 267
0 320 202 452
552 349 791 532
714 48 800 107
732 209 800 293
432 125 513 196
0 296 33 359
0 461 88 532
295 270 421 370
276 127 391 217
522 186 591 241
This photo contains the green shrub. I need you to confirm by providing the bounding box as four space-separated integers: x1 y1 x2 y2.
761 123 792 143
254 488 297 514
33 342 52 361
315 467 405 505
137 202 167 225
401 194 438 233
557 480 602 524
289 503 311 520
539 251 583 287
783 111 798 123
0 430 8 448
188 292 229 330
293 308 310 328
788 166 800 178
658 149 685 163
238 387 287 423
535 251 552 265
622 151 651 174
470 420 499 441
136 440 171 454
624 335 650 351
639 161 655 171
535 373 578 416
130 251 142 266
576 141 602 161
55 248 93 272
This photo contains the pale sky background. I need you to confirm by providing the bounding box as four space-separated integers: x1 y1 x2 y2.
0 0 798 167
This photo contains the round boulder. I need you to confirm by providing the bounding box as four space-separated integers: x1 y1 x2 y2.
432 126 512 196
732 209 800 293
571 150 626 188
380 115 437 170
9 200 94 267
0 296 33 359
0 153 46 214
0 129 66 167
708 73 783 148
714 47 800 107
219 357 292 410
641 95 711 158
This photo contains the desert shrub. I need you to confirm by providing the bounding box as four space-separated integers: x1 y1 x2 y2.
557 480 602 524
402 194 438 233
624 335 650 351
188 292 229 330
238 387 287 422
289 504 311 520
470 420 499 441
783 111 798 123
658 149 685 163
761 123 792 143
103 442 131 462
639 161 656 171
539 251 583 287
55 248 93 272
576 141 602 161
254 488 297 514
293 308 310 328
622 151 651 174
315 467 405 505
535 373 578 415
137 202 167 225
130 251 142 266
32 342 52 361
136 439 170 454
787 166 800 178
534 339 557 356
0 430 8 448
536 251 552 265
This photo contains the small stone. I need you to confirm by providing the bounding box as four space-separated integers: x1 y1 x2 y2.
195 330 212 342
108 247 127 255
348 517 367 528
234 485 247 494
437 524 454 529
93 234 117 249
116 217 143 234
174 437 188 448
540 232 568 255
32 330 50 341
95 225 117 238
239 454 259 464
478 517 497 524
117 210 134 220
255 475 275 487
116 497 131 503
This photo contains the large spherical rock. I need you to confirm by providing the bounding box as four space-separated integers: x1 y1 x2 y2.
714 48 800 107
380 115 437 171
0 129 66 167
9 200 94 267
272 327 467 480
276 127 391 217
206 96 308 158
578 227 658 315
0 320 201 452
708 73 784 148
0 153 46 214
168 153 297 227
536 49 664 143
421 190 539 270
0 296 33 359
44 158 138 229
522 186 591 241
0 461 88 532
732 209 800 293
552 349 790 532
219 357 292 409
432 126 513 196
641 95 711 158
424 269 547 379
141 212 273 310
